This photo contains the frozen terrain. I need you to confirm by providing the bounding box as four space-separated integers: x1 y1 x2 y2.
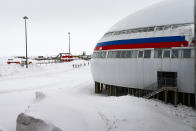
0 59 196 131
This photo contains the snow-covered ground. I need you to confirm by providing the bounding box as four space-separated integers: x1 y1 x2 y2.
0 59 196 131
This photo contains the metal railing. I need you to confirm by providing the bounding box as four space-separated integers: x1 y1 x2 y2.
143 78 177 99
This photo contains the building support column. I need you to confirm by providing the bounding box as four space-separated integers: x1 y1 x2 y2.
95 82 101 94
128 88 130 95
111 86 113 96
95 82 97 93
107 85 110 96
157 93 159 100
164 90 168 104
188 93 191 106
131 88 134 96
109 86 112 96
114 87 118 96
100 83 103 93
174 90 178 106
182 93 185 105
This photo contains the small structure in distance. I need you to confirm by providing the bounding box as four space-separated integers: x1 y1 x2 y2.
56 53 74 62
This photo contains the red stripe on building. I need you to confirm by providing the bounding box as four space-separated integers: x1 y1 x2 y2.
94 41 188 51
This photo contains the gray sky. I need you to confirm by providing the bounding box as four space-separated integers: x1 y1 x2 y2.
0 0 159 56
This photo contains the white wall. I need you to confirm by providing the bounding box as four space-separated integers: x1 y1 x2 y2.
91 57 195 93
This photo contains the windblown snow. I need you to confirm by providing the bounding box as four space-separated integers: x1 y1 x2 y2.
0 59 195 131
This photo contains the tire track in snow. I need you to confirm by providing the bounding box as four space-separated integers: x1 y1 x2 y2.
98 112 128 131
98 112 118 131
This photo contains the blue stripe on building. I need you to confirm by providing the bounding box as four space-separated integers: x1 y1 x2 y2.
97 36 186 47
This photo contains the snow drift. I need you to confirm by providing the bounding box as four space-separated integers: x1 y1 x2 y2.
16 113 62 131
0 60 195 131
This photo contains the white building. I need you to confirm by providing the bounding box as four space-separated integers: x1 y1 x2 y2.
91 0 195 106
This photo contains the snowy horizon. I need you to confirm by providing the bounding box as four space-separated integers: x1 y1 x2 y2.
0 0 160 56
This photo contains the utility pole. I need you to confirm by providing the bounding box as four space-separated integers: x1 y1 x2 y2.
194 0 196 109
23 16 28 68
68 32 70 54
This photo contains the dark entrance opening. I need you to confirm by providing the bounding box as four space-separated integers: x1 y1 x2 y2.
157 71 177 88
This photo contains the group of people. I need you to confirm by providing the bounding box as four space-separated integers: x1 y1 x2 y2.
72 62 89 68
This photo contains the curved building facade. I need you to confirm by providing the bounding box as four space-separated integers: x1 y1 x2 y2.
91 0 195 106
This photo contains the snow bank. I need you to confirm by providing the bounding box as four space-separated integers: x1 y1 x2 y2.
0 58 88 78
26 93 196 131
16 113 62 131
0 64 42 78
0 60 195 131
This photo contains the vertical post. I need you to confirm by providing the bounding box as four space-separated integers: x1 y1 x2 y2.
114 87 117 96
97 83 100 93
95 82 97 93
188 94 191 106
100 83 103 93
23 16 28 68
109 86 112 96
182 93 185 105
194 0 196 109
107 85 110 96
164 90 168 104
68 32 70 54
137 89 139 96
157 92 159 100
174 90 178 106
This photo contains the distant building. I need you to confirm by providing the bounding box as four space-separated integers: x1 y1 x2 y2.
57 53 74 62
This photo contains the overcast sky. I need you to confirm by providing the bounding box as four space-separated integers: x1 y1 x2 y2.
0 0 160 56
